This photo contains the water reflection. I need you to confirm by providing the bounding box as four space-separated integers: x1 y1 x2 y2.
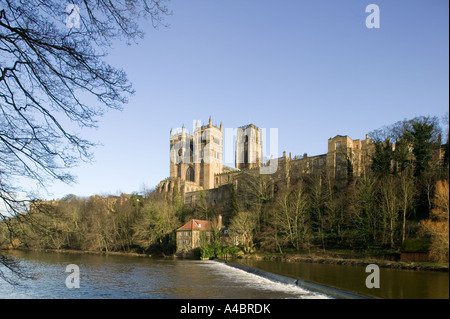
233 259 449 299
0 251 327 299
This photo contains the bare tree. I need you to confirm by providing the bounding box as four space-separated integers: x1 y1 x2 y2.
0 254 33 285
399 168 415 243
272 182 311 252
0 0 169 280
229 211 258 253
0 0 169 213
379 175 401 248
308 173 326 250
235 171 273 231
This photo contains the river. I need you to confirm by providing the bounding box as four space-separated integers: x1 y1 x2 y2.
0 251 327 299
232 258 449 299
0 251 447 299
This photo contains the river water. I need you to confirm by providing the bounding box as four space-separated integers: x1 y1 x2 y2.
233 259 449 299
0 251 447 299
0 251 327 299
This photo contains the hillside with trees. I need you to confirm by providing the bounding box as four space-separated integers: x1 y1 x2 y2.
1 115 448 263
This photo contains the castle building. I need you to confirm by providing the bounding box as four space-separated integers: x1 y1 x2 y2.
326 134 374 179
157 117 375 205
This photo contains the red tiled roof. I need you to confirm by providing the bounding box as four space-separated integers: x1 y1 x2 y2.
177 219 212 231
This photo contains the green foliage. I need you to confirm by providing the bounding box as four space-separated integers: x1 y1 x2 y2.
371 138 395 177
401 238 432 253
406 117 440 178
200 242 242 259
221 245 242 258
200 242 217 259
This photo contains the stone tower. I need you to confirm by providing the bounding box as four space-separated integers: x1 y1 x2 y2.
170 125 194 182
194 117 223 189
169 117 223 190
235 124 263 170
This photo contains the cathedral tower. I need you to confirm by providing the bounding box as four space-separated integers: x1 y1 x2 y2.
235 124 263 170
194 117 223 189
169 117 223 190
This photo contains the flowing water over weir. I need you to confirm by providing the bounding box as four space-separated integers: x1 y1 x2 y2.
231 258 449 299
218 261 370 299
1 251 447 299
0 251 331 299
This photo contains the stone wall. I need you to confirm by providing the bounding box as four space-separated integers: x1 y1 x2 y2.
184 184 232 208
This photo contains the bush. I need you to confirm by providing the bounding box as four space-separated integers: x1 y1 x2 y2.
200 243 242 259
200 243 217 259
401 238 431 253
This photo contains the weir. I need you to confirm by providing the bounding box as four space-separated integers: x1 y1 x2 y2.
216 260 374 299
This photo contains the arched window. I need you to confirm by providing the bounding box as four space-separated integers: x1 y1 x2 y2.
186 166 195 182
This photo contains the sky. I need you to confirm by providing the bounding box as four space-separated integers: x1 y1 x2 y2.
42 0 449 200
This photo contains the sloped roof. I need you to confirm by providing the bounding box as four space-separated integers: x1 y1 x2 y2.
177 219 212 231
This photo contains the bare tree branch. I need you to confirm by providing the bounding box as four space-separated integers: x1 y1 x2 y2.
0 0 169 282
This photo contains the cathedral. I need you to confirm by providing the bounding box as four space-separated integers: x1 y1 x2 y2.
157 117 263 195
156 117 375 205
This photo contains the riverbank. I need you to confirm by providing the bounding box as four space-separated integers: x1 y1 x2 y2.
1 248 156 258
236 252 449 272
3 248 448 272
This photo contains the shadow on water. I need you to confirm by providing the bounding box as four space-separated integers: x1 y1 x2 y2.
0 250 328 299
1 250 447 299
231 258 449 299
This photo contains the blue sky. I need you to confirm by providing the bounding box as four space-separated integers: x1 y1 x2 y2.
44 0 449 199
